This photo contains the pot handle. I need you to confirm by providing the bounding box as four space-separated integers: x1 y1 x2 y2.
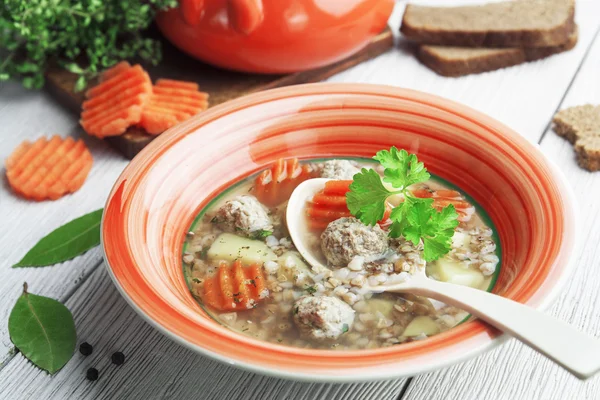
227 0 264 35
180 0 205 26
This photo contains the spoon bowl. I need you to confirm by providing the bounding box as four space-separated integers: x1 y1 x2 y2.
287 177 600 380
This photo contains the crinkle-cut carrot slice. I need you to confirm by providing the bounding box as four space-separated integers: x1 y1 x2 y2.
139 79 209 135
218 262 235 309
323 180 352 196
155 78 199 91
245 263 266 300
306 180 392 232
232 260 251 308
139 113 180 137
5 135 93 201
252 158 314 207
306 206 351 220
80 63 152 138
202 276 222 310
305 180 351 232
153 84 209 99
312 194 348 207
100 61 131 82
201 261 268 311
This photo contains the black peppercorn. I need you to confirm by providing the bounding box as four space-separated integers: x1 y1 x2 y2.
86 368 99 381
111 351 125 365
79 342 93 356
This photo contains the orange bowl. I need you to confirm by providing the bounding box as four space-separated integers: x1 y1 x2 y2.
102 83 577 381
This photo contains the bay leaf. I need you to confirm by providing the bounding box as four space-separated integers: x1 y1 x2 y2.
13 208 103 268
8 283 76 374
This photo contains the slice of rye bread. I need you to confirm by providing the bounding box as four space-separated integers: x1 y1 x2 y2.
553 105 600 171
417 27 578 77
401 0 576 48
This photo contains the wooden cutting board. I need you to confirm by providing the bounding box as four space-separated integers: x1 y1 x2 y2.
46 27 393 159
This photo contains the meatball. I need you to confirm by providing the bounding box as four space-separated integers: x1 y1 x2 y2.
293 296 355 340
320 160 360 180
321 217 388 266
216 195 272 237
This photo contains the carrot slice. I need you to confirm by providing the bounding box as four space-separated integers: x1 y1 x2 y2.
202 276 222 310
312 194 348 207
140 79 209 135
306 180 393 232
99 61 131 82
323 180 352 196
5 135 93 201
245 264 266 300
433 199 473 210
232 260 251 308
218 263 235 310
411 189 434 199
434 189 462 199
412 188 475 222
252 158 313 207
201 262 268 311
154 78 199 91
80 63 152 138
306 206 351 220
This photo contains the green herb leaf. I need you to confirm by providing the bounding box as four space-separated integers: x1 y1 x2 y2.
346 148 459 262
64 63 84 74
13 209 103 268
8 283 76 374
250 229 273 240
374 147 430 189
346 168 394 225
342 323 349 333
0 0 177 88
73 76 87 93
305 285 317 295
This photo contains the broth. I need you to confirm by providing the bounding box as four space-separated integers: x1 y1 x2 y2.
183 158 501 350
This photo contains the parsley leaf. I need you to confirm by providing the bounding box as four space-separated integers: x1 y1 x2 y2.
375 147 430 189
305 285 317 295
346 168 397 225
250 229 273 240
345 147 459 262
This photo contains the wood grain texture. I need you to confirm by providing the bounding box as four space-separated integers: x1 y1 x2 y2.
0 85 127 368
0 266 407 400
329 1 600 144
1 1 600 399
45 27 393 159
403 12 600 400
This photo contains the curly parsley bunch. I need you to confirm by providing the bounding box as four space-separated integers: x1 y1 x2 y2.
0 0 177 90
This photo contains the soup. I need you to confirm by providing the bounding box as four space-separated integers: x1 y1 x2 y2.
183 157 500 350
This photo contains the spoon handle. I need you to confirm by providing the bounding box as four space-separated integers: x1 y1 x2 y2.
407 279 600 379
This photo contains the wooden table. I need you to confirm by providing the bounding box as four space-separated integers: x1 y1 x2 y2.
1 1 599 398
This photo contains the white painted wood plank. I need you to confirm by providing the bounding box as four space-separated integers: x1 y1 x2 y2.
0 84 128 365
0 266 407 400
0 1 597 398
403 20 600 400
330 0 600 144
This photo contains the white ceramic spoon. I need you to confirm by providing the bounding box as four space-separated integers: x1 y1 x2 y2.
287 178 600 380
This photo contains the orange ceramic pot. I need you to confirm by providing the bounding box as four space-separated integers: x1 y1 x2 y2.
155 0 394 74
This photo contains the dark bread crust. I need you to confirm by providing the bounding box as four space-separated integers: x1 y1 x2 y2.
417 47 523 77
401 0 575 48
417 28 578 77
